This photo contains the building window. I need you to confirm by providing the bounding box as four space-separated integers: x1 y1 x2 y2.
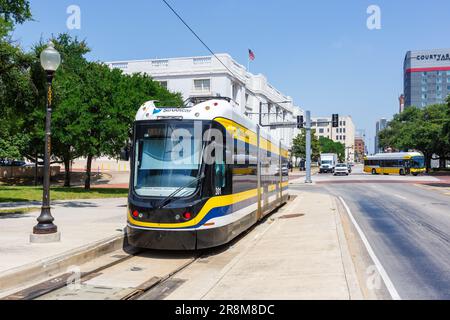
158 81 168 89
437 85 442 91
193 57 212 65
343 135 346 141
319 128 324 134
422 72 428 76
447 85 450 90
343 128 346 133
447 78 450 83
193 79 211 92
422 93 427 99
422 86 427 92
152 60 169 67
437 78 442 84
111 62 128 69
422 78 427 84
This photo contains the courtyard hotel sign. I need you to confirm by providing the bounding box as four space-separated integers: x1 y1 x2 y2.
416 53 450 61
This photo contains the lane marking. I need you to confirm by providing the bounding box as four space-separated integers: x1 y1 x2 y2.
338 196 402 300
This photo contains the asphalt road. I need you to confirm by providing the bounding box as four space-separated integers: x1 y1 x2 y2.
291 166 450 299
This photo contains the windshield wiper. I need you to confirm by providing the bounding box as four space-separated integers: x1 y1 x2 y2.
156 174 205 210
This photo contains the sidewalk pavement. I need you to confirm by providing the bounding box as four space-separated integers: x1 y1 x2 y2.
0 198 126 284
164 190 363 300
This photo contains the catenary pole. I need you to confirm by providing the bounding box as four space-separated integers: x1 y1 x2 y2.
305 111 312 184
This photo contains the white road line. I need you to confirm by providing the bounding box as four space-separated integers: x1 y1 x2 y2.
338 196 402 300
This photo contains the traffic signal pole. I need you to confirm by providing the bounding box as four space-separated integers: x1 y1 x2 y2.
305 111 312 184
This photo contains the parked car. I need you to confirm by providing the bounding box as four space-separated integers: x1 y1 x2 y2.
0 160 28 167
334 163 349 176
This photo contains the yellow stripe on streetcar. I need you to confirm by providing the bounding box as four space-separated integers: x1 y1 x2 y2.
128 182 289 229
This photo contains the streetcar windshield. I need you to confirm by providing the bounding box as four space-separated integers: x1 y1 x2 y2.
133 121 204 197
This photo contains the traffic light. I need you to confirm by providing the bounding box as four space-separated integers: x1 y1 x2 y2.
297 115 304 129
332 114 339 128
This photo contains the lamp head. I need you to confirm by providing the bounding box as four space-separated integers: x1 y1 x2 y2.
40 41 61 72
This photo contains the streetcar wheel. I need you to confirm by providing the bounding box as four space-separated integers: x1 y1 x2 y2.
372 169 377 175
399 169 405 176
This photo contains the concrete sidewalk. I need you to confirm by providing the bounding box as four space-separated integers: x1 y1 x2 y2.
163 190 363 300
0 198 126 293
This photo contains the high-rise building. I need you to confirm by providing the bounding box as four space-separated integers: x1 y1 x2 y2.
374 118 388 154
354 136 365 162
403 49 450 108
311 116 356 162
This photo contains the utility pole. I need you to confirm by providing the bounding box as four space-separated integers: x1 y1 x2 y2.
305 111 312 184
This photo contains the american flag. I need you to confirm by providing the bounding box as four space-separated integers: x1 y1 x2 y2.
248 49 255 61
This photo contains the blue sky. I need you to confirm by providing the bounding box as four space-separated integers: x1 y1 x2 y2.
13 0 450 151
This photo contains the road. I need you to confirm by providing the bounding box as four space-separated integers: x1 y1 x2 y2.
291 165 450 299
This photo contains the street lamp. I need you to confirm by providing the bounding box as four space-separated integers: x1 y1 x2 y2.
31 41 61 243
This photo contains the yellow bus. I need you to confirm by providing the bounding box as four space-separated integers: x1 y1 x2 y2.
364 152 426 176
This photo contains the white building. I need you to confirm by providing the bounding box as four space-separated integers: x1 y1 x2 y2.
106 53 302 147
311 116 356 162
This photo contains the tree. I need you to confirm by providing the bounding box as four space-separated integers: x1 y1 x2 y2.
318 137 345 162
0 0 35 161
292 129 320 162
0 0 31 25
379 104 450 172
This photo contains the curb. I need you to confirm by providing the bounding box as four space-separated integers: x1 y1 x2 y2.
0 232 126 293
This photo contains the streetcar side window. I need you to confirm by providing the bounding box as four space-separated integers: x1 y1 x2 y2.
215 160 226 189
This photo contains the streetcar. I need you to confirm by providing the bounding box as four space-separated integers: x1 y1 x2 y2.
363 152 426 176
126 97 290 250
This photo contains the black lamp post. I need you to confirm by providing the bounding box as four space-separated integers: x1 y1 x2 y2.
33 41 61 237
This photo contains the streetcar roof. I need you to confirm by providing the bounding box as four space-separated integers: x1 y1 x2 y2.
364 152 423 160
135 98 289 150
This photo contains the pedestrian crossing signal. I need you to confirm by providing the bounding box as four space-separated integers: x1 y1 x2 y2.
297 115 304 129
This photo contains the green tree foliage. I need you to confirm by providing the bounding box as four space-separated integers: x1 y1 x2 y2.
0 0 35 161
0 0 31 25
292 129 321 162
378 104 450 171
318 137 345 162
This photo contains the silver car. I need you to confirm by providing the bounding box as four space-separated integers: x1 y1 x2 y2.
334 163 349 176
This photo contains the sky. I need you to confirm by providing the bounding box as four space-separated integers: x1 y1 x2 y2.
13 0 450 152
